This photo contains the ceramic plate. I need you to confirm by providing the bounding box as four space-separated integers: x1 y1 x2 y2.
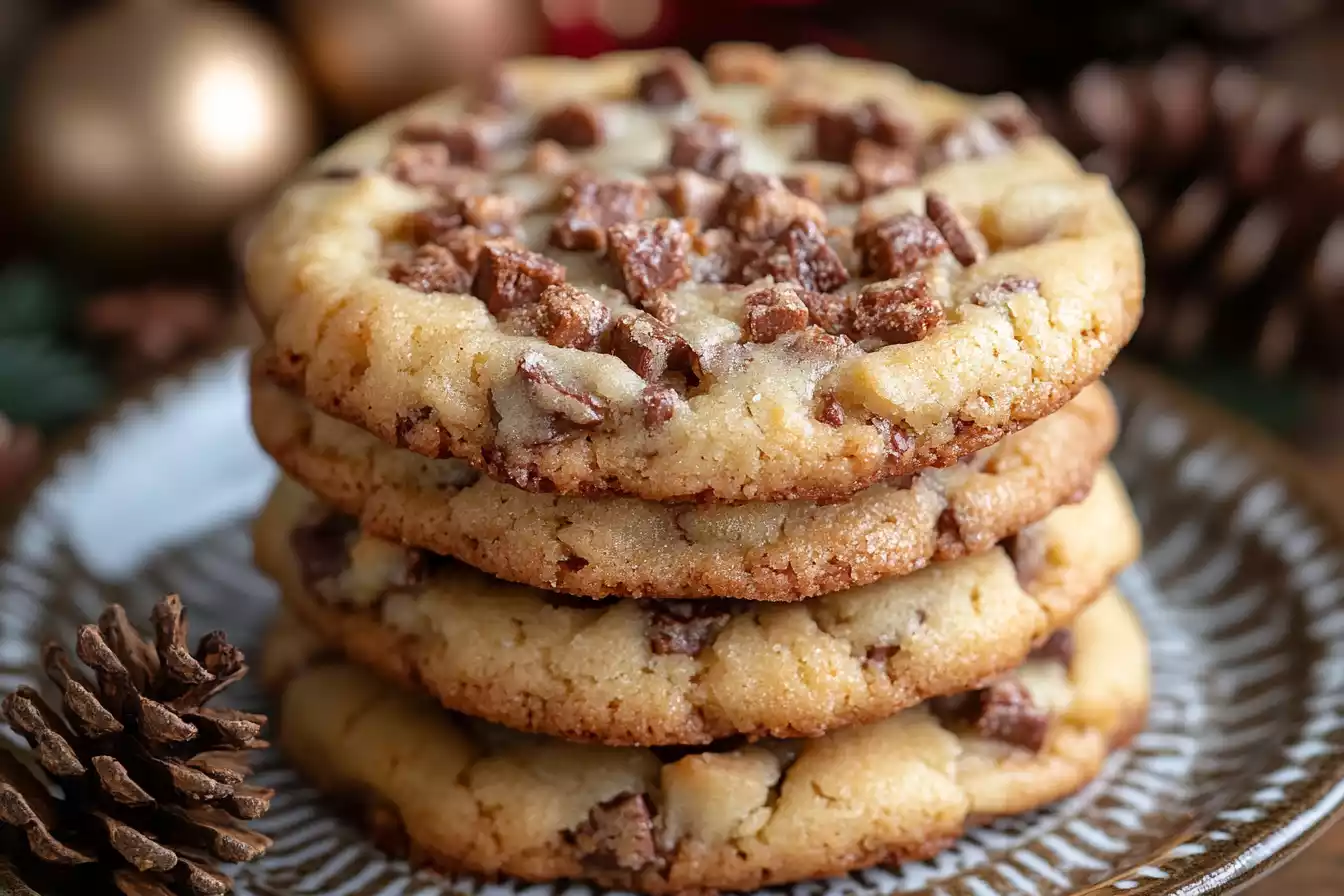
4 352 1344 896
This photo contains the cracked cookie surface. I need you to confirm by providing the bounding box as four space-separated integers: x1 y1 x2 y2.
245 44 1142 502
263 591 1149 894
252 372 1116 600
252 467 1139 745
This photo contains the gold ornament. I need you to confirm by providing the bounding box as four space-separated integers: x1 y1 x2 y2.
286 0 540 124
9 0 317 265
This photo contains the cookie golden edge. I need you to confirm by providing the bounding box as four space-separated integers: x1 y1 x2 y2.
251 369 1118 601
244 45 1144 504
261 592 1150 895
252 466 1140 745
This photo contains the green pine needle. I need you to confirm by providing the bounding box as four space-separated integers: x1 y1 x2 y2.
0 264 78 338
0 337 107 428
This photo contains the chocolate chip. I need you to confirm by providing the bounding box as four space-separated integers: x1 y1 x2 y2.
638 57 695 106
790 325 857 361
742 285 809 343
640 384 679 428
536 103 605 148
436 226 508 278
971 275 1041 308
389 244 472 294
473 245 567 315
397 118 496 168
408 204 465 244
669 120 741 179
922 117 1014 171
647 600 733 656
852 274 945 344
385 143 451 187
738 219 850 293
932 681 1050 752
538 284 610 350
1003 524 1048 590
800 290 852 336
461 194 523 238
841 140 916 200
569 793 658 871
517 352 608 426
1029 630 1075 667
721 173 827 241
606 218 692 316
290 513 359 591
817 395 845 427
925 192 987 267
814 100 916 163
705 42 781 85
660 169 727 222
551 174 654 253
609 312 698 383
854 214 948 279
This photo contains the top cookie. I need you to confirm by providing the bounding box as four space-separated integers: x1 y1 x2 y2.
247 44 1142 502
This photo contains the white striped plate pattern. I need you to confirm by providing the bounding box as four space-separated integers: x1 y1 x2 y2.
3 353 1344 896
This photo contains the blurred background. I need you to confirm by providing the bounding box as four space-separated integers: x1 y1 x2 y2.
2 0 1343 502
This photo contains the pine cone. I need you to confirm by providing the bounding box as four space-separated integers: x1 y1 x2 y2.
0 595 272 896
1038 50 1344 377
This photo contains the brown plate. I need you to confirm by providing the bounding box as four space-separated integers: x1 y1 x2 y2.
3 354 1344 895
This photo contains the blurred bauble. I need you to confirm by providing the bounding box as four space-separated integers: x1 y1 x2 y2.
8 0 317 268
286 0 541 124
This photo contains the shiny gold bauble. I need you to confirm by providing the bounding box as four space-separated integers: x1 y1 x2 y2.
9 0 316 264
286 0 539 124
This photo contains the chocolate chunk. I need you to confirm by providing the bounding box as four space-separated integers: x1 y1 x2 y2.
538 284 610 351
854 214 948 279
290 513 358 591
817 395 845 427
397 118 496 169
935 507 964 556
669 120 741 179
473 245 566 315
639 384 680 428
461 194 523 238
609 312 697 382
570 793 658 871
607 218 692 315
536 103 605 148
386 143 452 187
852 274 945 344
647 600 733 656
932 681 1050 752
436 226 507 278
551 174 654 253
661 169 726 222
782 171 824 203
517 352 608 426
971 275 1041 308
801 290 852 336
1029 630 1075 667
922 117 1014 171
925 192 987 267
841 140 916 200
742 285 809 343
738 219 850 293
528 139 574 176
705 42 781 85
407 203 465 244
389 244 472 295
1003 524 1048 590
638 57 695 106
814 100 915 163
722 173 827 241
790 325 857 361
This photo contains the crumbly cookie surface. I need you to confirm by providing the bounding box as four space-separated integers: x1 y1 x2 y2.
253 373 1115 599
253 467 1139 745
245 44 1142 502
264 592 1149 894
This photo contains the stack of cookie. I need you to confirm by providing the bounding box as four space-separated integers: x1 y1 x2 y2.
245 43 1148 892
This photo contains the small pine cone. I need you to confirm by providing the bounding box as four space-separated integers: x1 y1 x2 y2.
1038 50 1344 378
0 595 272 896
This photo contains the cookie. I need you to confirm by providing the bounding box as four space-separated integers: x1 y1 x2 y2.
252 466 1139 745
245 43 1142 503
252 373 1116 600
264 591 1149 894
